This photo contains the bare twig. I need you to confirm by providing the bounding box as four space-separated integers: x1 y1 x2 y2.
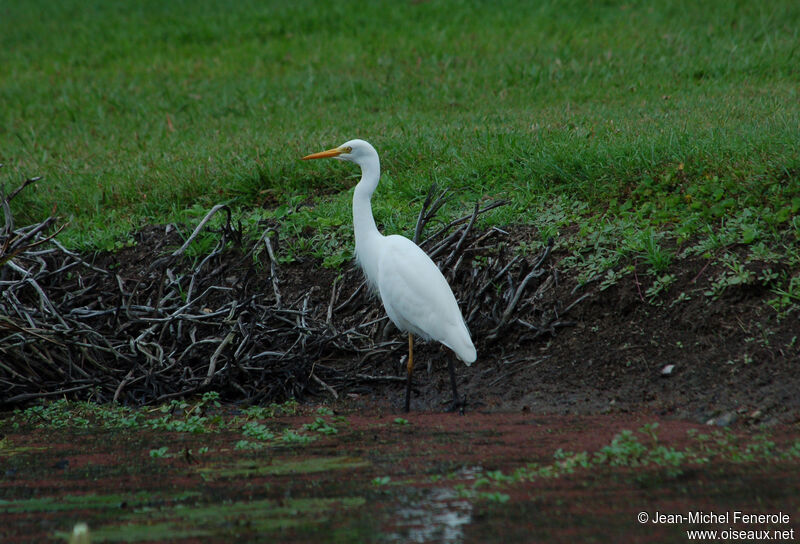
7 176 43 203
413 183 450 244
170 204 231 258
310 370 338 399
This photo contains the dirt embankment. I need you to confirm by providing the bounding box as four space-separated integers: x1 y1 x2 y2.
3 213 799 423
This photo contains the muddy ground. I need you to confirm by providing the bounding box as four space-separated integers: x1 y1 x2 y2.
463 247 800 426
88 223 800 423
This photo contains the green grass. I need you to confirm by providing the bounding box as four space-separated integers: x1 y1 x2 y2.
2 1 799 289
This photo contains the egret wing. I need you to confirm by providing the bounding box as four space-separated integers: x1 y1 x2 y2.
377 236 475 363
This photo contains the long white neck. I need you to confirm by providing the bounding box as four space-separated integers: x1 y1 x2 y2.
352 150 383 288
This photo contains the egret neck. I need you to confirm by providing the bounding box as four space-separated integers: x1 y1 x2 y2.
351 147 383 290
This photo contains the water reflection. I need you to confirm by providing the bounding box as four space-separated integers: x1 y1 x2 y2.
387 467 481 543
388 487 472 543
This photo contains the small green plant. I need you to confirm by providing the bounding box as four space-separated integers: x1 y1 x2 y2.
669 291 691 307
393 418 410 426
279 429 316 445
704 253 757 299
768 274 800 314
146 393 225 434
645 273 676 303
598 265 634 291
304 417 338 435
722 255 755 285
552 449 591 473
241 422 275 441
149 447 170 458
200 391 222 409
234 440 267 451
593 430 650 467
455 485 511 504
486 469 514 483
372 476 391 486
147 412 214 434
637 229 673 274
240 400 300 420
482 492 510 504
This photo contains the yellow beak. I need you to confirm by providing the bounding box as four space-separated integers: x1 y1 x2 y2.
302 147 344 160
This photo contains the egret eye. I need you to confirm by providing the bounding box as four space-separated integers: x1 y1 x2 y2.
344 146 353 153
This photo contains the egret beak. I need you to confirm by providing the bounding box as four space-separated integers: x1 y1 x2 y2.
302 147 344 160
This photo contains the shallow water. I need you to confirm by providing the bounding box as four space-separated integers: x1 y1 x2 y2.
1 409 798 543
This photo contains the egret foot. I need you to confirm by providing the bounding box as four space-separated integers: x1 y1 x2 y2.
446 395 467 415
446 356 465 415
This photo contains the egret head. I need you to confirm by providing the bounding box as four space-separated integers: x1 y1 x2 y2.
302 139 377 166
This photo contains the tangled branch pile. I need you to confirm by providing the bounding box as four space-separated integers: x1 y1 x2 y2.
1 179 588 407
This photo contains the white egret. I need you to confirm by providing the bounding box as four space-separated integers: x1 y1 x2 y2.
302 139 476 412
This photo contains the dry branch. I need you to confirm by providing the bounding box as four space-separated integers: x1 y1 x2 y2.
1 178 589 407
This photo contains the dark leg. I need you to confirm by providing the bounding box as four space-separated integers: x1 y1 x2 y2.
446 356 465 415
404 333 414 413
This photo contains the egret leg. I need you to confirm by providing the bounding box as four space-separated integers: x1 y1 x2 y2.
446 356 465 415
404 333 414 413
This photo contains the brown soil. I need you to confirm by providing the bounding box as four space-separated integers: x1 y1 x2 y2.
468 249 800 425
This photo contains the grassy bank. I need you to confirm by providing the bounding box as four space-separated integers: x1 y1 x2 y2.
2 0 799 302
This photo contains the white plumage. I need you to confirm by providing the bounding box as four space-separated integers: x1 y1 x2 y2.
303 139 476 411
376 235 476 363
